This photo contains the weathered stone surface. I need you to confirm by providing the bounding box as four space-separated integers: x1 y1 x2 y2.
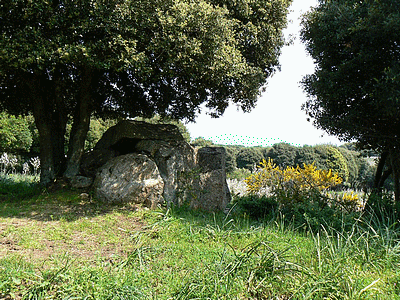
93 153 164 208
83 120 231 211
191 147 231 211
135 139 197 206
80 148 117 177
94 120 184 153
69 175 93 189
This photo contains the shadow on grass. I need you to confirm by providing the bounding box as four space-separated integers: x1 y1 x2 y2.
0 174 264 230
0 186 140 222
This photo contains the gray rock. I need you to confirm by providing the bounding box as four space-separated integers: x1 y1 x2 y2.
135 139 197 206
93 153 164 208
84 120 230 211
69 176 93 189
94 120 184 152
191 147 231 211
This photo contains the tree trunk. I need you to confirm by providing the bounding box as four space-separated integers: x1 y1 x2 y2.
52 69 68 175
389 147 400 214
64 67 93 179
373 150 389 192
29 76 56 186
27 71 69 186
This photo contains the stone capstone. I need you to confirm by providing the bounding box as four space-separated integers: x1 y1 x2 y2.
94 120 184 153
81 120 231 211
93 153 164 208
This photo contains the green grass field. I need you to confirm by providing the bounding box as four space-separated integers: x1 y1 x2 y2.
0 176 400 299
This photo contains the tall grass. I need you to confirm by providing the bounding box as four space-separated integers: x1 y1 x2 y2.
0 176 399 298
0 173 40 200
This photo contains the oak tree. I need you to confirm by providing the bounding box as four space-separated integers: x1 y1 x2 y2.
1 0 292 185
301 0 400 202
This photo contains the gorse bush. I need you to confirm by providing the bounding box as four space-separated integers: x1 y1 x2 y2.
236 158 362 230
245 158 342 204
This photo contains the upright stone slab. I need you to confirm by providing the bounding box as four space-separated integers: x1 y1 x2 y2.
135 140 197 206
191 147 231 211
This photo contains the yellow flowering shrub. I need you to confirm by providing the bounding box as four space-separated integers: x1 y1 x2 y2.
245 158 343 206
339 191 362 211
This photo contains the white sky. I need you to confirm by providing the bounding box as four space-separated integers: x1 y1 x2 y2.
186 0 343 147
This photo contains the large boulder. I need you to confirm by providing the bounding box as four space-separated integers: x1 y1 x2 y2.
82 120 231 211
94 153 164 208
135 139 197 206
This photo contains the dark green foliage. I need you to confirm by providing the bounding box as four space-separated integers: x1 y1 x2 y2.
225 147 238 173
314 145 349 183
191 137 214 148
0 112 32 154
234 193 358 232
301 0 400 201
236 147 264 171
1 0 293 184
265 143 297 167
261 147 272 159
294 145 319 166
233 194 278 220
301 0 400 147
282 198 357 232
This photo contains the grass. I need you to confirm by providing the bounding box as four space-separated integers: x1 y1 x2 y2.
0 177 400 299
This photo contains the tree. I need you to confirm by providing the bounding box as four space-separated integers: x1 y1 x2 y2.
225 146 239 173
314 145 349 183
295 145 319 167
236 147 264 170
265 142 297 167
301 0 400 202
191 137 214 148
0 112 33 154
337 146 360 187
0 0 292 185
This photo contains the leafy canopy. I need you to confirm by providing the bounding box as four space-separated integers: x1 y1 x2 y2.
1 0 293 120
300 0 400 150
0 112 32 153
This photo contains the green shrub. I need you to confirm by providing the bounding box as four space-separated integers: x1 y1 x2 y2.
0 112 33 153
0 173 40 199
236 147 264 170
265 143 297 167
233 194 278 219
227 168 251 180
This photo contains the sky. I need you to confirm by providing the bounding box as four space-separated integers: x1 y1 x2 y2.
185 0 343 147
